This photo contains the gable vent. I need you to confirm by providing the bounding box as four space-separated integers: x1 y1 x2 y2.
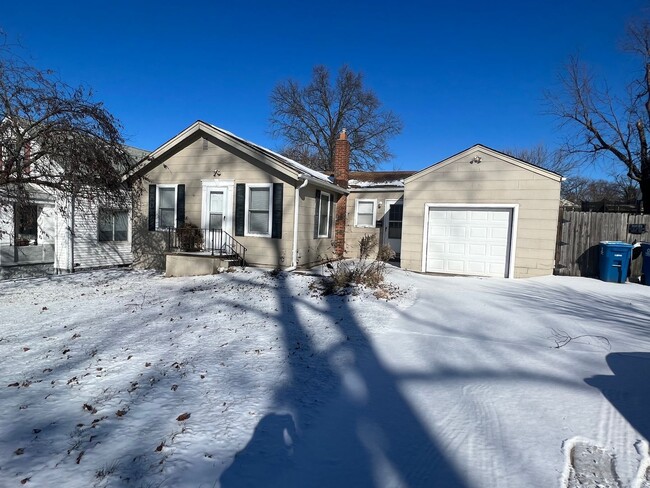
202 139 209 150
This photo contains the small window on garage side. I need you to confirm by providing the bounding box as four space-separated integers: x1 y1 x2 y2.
98 209 129 242
355 199 376 227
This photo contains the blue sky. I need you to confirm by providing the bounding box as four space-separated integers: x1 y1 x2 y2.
2 1 647 174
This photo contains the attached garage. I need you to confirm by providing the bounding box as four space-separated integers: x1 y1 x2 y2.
400 145 562 279
424 205 516 278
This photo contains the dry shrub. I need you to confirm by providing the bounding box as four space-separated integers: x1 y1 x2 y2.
322 258 386 295
377 244 396 262
359 234 378 260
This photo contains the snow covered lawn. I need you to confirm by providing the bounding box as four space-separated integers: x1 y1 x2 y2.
1 266 650 487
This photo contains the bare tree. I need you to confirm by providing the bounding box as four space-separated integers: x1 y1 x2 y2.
547 18 650 213
501 143 576 176
269 65 403 172
562 176 639 203
0 40 135 210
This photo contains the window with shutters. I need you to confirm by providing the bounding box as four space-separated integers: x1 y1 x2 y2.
245 184 272 236
317 191 331 237
355 199 376 227
156 185 177 229
98 209 128 241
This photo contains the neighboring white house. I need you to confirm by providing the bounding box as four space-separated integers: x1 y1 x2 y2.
0 146 147 279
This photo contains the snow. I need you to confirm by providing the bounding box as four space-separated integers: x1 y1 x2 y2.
349 179 405 188
1 266 650 487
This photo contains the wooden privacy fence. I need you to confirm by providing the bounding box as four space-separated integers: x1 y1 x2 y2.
555 209 650 279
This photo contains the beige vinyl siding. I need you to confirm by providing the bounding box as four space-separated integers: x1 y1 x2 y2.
402 149 561 278
344 190 404 258
295 186 335 266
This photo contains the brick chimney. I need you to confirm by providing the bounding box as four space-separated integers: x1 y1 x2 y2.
334 129 350 257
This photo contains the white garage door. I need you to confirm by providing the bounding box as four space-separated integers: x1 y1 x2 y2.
425 207 512 277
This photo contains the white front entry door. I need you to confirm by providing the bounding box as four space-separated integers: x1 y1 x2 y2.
383 199 403 256
201 184 232 251
425 207 512 277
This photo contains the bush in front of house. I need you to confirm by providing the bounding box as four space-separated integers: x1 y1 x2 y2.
177 222 203 252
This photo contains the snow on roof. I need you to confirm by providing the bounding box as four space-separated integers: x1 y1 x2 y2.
348 170 415 188
349 179 405 188
206 123 333 184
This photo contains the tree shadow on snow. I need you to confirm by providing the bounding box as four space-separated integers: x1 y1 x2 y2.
585 352 650 441
220 273 468 488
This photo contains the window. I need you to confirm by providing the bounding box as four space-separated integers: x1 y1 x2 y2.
246 184 272 236
355 199 376 227
387 203 403 239
98 209 128 242
17 204 38 244
317 191 331 237
157 186 176 229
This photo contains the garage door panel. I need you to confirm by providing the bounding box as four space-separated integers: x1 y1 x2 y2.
450 226 467 238
426 207 512 277
467 261 487 273
470 227 488 238
448 243 467 255
490 227 508 239
447 259 465 273
469 244 487 256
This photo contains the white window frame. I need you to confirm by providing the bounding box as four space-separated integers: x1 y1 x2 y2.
244 183 273 237
98 208 129 242
156 184 178 230
354 198 377 228
317 191 331 238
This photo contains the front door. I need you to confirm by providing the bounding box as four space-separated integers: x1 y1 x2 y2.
202 185 231 251
383 199 403 256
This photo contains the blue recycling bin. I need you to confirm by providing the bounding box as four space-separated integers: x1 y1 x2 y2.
641 242 650 285
599 241 633 283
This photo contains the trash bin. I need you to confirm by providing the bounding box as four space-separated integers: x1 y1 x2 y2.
599 241 633 283
641 242 650 286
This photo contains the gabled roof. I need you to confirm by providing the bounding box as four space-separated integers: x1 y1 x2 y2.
128 121 346 193
349 171 415 189
404 144 564 184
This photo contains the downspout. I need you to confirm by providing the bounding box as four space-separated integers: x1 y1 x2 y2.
287 176 309 271
69 193 75 273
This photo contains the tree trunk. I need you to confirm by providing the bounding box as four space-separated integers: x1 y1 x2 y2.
642 178 650 215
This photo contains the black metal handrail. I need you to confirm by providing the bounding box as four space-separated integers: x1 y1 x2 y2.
165 227 246 268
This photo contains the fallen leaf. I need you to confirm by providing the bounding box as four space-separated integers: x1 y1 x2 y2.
15 448 24 455
116 409 127 417
155 442 164 452
176 412 191 421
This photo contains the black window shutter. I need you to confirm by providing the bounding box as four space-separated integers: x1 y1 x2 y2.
235 184 245 236
314 189 321 238
148 184 156 231
272 183 283 239
176 184 185 228
327 194 334 238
